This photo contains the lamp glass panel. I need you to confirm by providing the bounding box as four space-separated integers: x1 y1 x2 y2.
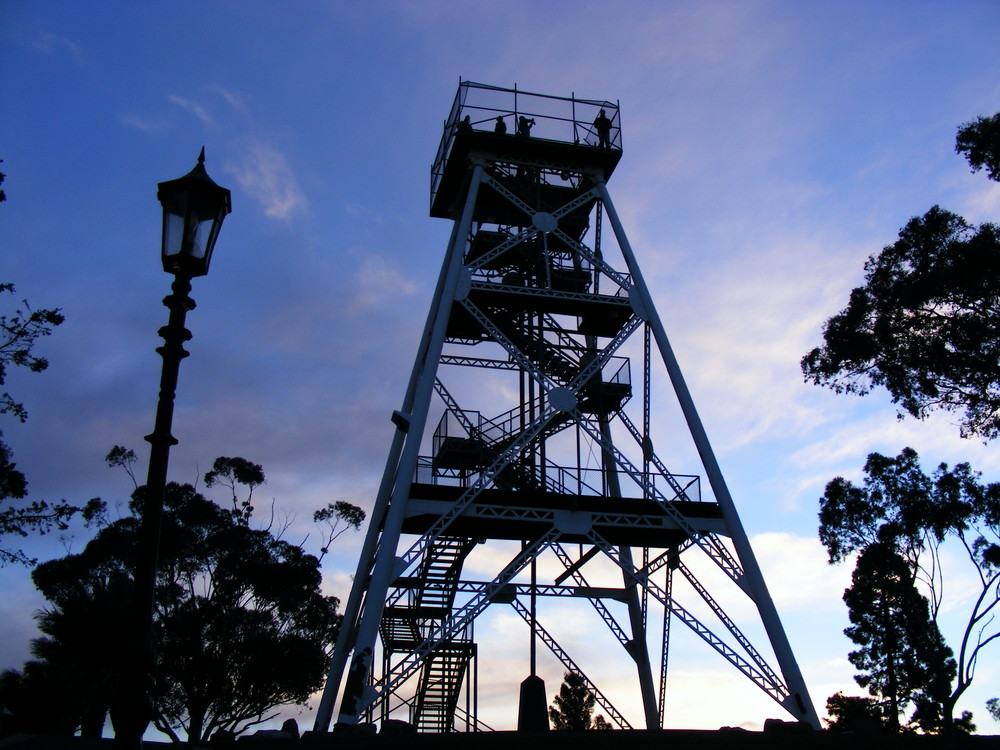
190 216 214 260
162 208 188 259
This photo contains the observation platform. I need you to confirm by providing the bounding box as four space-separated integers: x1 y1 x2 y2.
430 81 623 220
445 283 634 341
401 480 723 548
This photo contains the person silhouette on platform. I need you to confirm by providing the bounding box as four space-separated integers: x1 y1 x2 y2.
494 115 507 134
517 116 535 138
457 115 472 132
594 109 612 149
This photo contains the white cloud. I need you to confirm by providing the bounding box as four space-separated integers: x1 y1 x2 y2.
346 254 418 314
225 141 306 220
751 532 852 612
120 113 169 134
27 30 85 64
168 94 216 128
209 85 250 117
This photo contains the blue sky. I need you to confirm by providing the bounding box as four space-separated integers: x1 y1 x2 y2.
3 0 1000 734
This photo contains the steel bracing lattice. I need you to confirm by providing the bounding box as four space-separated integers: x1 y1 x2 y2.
315 80 819 733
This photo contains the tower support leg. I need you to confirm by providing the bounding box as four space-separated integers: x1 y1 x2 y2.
594 179 819 728
333 164 487 727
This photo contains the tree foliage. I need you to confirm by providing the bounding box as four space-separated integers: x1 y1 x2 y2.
842 544 954 732
0 662 85 736
802 111 1000 440
204 456 265 524
11 458 364 742
956 112 1000 182
0 164 103 565
820 447 1000 732
801 206 1000 439
313 500 365 562
0 280 102 565
987 697 1000 722
824 691 882 733
548 671 608 730
1 565 132 736
0 283 65 424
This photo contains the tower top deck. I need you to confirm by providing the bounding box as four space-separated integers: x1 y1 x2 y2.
430 80 623 219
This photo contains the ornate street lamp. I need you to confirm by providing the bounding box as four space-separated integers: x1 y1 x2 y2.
112 149 231 748
157 147 231 278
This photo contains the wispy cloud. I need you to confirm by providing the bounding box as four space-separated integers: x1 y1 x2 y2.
120 113 169 134
208 85 250 117
26 30 85 65
168 94 216 128
347 254 417 313
224 141 306 220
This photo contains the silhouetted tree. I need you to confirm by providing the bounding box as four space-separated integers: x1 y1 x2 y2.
0 662 82 735
8 565 132 736
802 112 1000 440
591 714 611 730
21 456 364 742
956 112 1000 181
548 672 608 730
204 455 265 524
819 447 1000 731
0 165 102 566
824 692 882 733
843 543 954 732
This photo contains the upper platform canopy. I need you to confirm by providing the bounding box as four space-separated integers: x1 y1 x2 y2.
430 80 623 218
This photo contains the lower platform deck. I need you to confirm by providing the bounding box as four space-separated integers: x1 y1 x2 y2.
401 482 725 548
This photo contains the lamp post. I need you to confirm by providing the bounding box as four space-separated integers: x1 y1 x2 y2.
111 149 231 748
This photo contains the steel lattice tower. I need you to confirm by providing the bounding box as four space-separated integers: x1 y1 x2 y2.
315 81 819 733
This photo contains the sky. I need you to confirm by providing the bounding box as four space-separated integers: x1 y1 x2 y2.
3 0 1000 736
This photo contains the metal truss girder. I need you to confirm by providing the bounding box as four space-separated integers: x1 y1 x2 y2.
641 536 699 578
468 279 633 311
550 225 631 290
369 529 561 711
471 505 553 523
641 536 735 581
444 580 629 602
658 565 672 727
587 531 791 708
551 545 632 648
540 314 590 355
395 402 560 573
592 179 820 727
440 355 521 371
549 184 600 222
456 295 639 400
616 410 745 583
466 224 537 272
676 561 783 692
456 298 557 389
412 499 715 536
576 416 743 583
434 378 478 437
481 172 539 221
509 598 633 730
473 173 629 293
641 548 674 579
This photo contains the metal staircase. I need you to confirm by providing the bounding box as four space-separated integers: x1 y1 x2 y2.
412 641 476 731
379 535 477 731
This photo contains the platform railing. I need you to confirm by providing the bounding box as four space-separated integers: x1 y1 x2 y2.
415 454 702 504
431 80 621 212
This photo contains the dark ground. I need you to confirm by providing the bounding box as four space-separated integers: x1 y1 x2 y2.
4 728 1000 750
